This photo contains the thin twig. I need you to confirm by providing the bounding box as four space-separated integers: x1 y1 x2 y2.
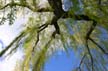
38 24 48 32
77 54 86 71
32 32 39 51
32 37 53 71
79 54 86 67
32 23 49 52
85 39 94 71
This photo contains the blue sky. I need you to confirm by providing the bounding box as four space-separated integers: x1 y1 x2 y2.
44 49 79 71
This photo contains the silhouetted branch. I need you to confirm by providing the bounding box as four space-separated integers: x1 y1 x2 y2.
85 20 97 71
86 21 97 39
79 54 86 67
85 39 94 71
89 37 108 55
38 24 49 32
32 23 49 51
0 31 25 57
47 0 64 37
5 36 23 57
77 54 86 71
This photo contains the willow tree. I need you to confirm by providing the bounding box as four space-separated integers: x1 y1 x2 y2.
0 0 108 71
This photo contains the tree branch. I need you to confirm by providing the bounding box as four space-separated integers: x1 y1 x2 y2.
89 37 108 55
85 20 97 71
32 23 49 52
0 31 25 57
47 0 66 38
5 40 21 57
79 54 86 67
32 36 53 71
85 39 94 71
86 21 97 39
77 54 86 71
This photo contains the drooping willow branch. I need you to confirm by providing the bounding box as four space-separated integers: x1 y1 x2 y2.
0 31 25 57
32 36 53 71
5 36 23 57
0 23 50 57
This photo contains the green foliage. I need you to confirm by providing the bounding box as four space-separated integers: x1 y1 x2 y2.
7 7 16 25
71 0 80 13
0 0 108 71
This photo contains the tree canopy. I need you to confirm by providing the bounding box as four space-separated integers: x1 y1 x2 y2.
0 0 108 71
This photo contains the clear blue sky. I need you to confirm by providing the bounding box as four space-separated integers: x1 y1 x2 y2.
44 49 79 71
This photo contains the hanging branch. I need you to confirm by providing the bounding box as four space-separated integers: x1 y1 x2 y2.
89 37 108 55
5 43 20 57
85 20 97 71
77 54 86 71
0 31 25 57
85 39 94 71
32 36 53 71
32 23 49 52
